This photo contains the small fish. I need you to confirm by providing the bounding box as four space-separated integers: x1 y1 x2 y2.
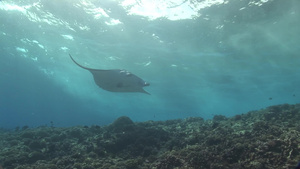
296 162 300 169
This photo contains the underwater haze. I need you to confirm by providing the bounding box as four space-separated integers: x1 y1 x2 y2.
0 0 299 129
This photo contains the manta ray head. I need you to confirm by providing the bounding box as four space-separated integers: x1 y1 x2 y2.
143 81 150 87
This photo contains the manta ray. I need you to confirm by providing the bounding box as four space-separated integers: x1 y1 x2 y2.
69 54 150 95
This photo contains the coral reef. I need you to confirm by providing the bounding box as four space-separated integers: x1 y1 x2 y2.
0 103 299 169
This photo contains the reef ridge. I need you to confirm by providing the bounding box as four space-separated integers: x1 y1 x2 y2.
0 103 300 169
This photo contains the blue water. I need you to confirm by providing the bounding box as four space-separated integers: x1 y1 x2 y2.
0 0 299 128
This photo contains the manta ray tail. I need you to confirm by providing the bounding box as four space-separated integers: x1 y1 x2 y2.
69 54 90 70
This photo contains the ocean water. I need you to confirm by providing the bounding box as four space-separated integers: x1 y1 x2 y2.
0 0 299 129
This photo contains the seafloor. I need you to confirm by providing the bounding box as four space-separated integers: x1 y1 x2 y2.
0 104 300 169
